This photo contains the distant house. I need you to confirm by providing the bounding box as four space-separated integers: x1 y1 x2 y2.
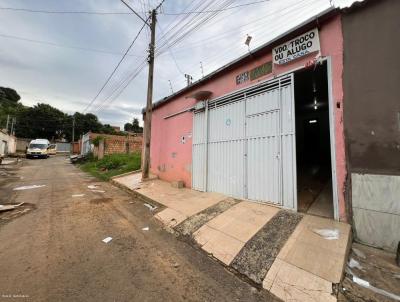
0 129 16 156
111 126 120 132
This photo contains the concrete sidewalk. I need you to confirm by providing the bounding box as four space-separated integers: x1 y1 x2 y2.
113 173 351 302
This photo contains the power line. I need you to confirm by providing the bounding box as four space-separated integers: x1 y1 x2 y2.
95 0 236 113
0 33 142 57
120 0 150 25
156 0 320 86
161 0 270 15
157 23 184 75
82 19 149 113
0 6 134 15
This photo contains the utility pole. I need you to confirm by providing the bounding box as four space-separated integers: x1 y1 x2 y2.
142 8 157 180
10 117 15 135
5 115 9 133
72 116 75 143
184 74 193 86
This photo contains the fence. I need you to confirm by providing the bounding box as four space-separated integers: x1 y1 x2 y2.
81 132 92 156
80 132 142 157
55 142 71 153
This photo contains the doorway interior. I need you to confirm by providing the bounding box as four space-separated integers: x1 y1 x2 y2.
294 62 334 218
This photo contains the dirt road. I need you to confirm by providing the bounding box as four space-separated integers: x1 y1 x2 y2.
0 157 277 302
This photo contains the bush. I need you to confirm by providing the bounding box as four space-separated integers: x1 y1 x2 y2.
92 136 104 147
80 153 141 181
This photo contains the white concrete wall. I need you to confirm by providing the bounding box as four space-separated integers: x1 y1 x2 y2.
352 173 400 251
0 130 16 155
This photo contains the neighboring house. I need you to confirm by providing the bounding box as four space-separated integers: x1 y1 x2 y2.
80 132 142 156
145 0 400 251
0 129 16 156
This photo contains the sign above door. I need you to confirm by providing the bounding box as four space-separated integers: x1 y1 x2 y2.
273 28 320 65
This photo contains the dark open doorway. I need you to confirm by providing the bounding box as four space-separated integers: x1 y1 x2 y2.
294 62 334 218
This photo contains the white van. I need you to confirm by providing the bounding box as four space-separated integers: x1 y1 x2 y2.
26 139 50 159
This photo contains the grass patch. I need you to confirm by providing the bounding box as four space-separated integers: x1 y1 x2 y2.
80 153 141 181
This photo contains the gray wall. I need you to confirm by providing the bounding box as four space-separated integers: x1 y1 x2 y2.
343 0 400 175
343 0 400 251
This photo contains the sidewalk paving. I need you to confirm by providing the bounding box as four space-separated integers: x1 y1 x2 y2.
113 172 351 302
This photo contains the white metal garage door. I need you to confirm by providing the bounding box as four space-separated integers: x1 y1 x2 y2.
192 75 296 209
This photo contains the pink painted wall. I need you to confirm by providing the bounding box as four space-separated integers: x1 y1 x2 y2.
150 15 347 220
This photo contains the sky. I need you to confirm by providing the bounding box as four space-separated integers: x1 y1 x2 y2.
0 0 360 128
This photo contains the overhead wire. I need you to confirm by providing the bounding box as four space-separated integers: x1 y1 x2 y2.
160 0 270 15
0 6 134 15
82 17 149 113
101 0 234 107
0 32 143 57
155 0 325 94
95 0 241 113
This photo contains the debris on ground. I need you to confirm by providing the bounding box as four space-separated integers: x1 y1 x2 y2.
142 227 149 231
348 258 363 270
0 202 24 212
102 237 112 243
339 242 400 302
13 185 46 191
90 190 105 193
172 262 180 268
1 159 17 165
143 203 157 211
352 275 400 301
0 203 36 226
312 228 339 240
72 194 85 197
352 246 366 259
88 185 99 189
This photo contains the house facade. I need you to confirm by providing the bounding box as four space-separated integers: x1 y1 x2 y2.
146 0 400 251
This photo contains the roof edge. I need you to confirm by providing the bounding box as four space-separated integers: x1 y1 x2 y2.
145 6 339 113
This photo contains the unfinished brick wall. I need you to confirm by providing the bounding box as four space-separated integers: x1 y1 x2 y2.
89 132 142 156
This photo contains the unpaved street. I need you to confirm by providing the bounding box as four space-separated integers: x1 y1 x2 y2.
0 157 277 302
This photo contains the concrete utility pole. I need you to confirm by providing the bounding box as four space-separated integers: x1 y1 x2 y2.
142 9 157 180
10 117 15 135
5 115 9 133
72 116 75 143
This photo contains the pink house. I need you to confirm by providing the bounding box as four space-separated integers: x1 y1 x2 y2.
145 0 400 251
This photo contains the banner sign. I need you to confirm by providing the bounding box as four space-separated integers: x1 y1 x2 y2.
236 61 272 85
273 28 320 65
250 62 272 81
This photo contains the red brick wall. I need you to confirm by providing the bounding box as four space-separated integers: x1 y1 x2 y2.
89 132 142 155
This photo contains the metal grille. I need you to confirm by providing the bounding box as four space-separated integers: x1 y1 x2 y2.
192 75 296 209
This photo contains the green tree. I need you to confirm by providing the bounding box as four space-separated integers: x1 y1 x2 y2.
15 103 69 139
0 87 24 130
124 122 133 131
67 112 103 141
124 118 142 133
101 124 117 135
